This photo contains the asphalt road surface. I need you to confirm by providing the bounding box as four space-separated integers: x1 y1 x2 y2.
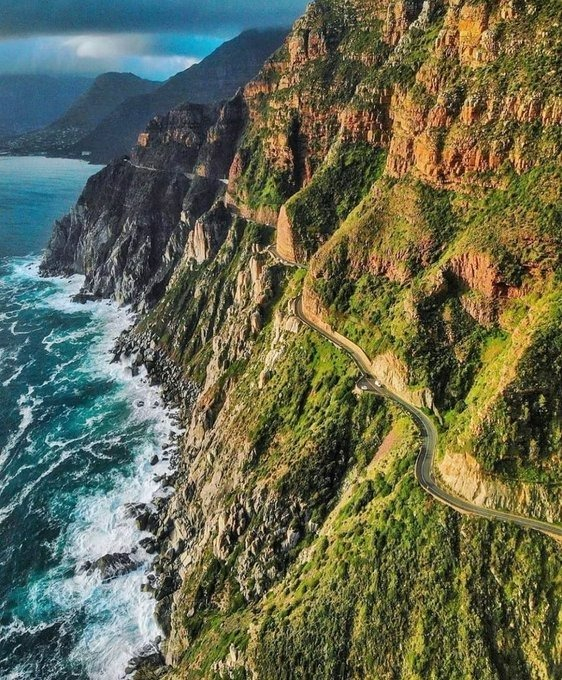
267 245 562 540
125 158 228 184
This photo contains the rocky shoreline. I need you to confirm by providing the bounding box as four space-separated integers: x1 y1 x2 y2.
111 329 199 678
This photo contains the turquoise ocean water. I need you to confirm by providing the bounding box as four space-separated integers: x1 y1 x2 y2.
0 157 173 678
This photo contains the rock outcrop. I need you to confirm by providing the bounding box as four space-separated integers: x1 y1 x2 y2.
439 449 562 524
83 552 139 582
40 98 243 309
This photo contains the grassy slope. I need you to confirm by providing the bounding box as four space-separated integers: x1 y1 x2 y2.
139 1 562 676
251 444 562 680
147 215 562 679
162 375 562 678
312 165 562 482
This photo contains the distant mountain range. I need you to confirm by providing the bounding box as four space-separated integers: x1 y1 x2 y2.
3 29 288 164
6 73 161 156
0 75 93 139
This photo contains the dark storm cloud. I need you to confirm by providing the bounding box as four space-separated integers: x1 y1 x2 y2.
0 0 308 38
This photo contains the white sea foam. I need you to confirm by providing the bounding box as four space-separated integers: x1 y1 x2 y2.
8 448 75 517
3 669 29 680
0 616 55 645
0 343 24 377
37 269 178 680
45 431 89 450
66 569 159 679
2 359 35 387
37 358 76 390
9 320 32 336
42 325 92 355
2 259 180 679
0 387 41 471
8 256 40 280
54 437 173 679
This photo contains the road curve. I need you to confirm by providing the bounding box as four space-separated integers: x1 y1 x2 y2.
124 159 228 184
269 247 562 539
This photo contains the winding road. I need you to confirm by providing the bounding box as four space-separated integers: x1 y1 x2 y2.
269 247 562 540
124 158 228 184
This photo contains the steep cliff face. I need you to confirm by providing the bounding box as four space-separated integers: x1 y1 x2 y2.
227 0 560 261
40 100 245 309
229 0 394 222
156 3 561 673
40 2 562 678
40 159 190 307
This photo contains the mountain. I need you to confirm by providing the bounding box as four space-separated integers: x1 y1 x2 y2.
41 1 562 678
4 29 288 164
0 74 92 139
74 28 289 163
4 72 160 156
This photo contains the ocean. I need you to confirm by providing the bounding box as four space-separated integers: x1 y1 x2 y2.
0 156 174 679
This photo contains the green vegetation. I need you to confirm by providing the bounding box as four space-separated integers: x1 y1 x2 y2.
251 442 562 680
244 332 390 507
464 297 562 480
310 163 562 475
142 1 562 677
461 165 562 283
166 414 562 679
286 144 387 256
234 135 295 213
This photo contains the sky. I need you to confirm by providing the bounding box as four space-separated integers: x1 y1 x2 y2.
0 1 308 81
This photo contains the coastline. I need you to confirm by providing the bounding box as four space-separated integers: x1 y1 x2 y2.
0 253 194 679
56 272 200 678
111 328 199 677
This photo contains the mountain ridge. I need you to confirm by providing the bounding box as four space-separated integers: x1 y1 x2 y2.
77 28 288 163
0 74 92 139
4 72 160 156
4 29 288 164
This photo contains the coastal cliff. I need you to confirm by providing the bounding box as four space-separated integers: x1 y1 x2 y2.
40 99 245 310
42 1 562 678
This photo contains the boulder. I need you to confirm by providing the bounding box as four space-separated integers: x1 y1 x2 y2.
125 640 165 677
85 552 138 581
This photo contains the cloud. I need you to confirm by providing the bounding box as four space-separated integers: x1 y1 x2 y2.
124 55 200 81
0 1 307 39
0 1 307 79
63 34 152 60
0 33 226 79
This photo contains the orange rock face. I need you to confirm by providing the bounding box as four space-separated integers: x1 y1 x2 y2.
227 0 560 261
276 206 298 263
448 251 526 299
383 0 426 46
339 90 393 146
458 4 491 67
444 251 527 324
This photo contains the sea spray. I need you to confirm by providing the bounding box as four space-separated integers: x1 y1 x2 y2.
0 257 182 679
